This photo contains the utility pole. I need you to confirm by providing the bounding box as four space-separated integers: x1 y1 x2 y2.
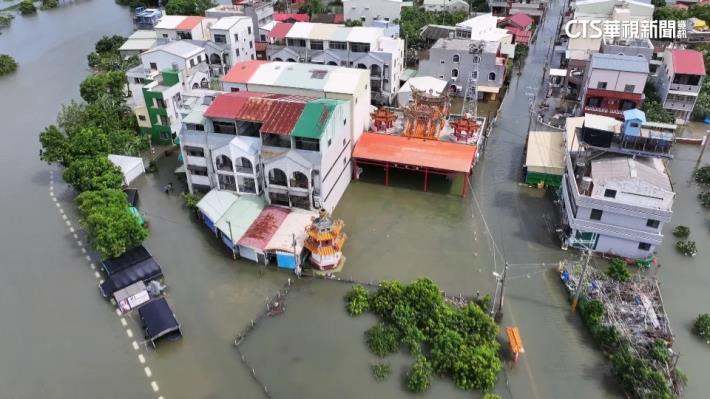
227 220 236 260
497 263 509 320
695 131 709 168
571 249 592 312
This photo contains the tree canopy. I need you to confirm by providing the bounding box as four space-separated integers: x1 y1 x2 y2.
81 196 149 258
0 54 18 76
399 7 468 50
18 0 37 15
165 0 216 16
80 70 127 103
299 0 325 17
641 84 675 123
62 156 124 192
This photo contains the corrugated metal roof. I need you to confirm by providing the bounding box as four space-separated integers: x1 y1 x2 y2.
590 53 649 73
216 196 266 245
670 49 706 76
176 16 204 30
524 131 564 174
204 92 270 119
353 133 476 174
291 99 340 139
285 22 316 39
261 100 309 135
265 209 317 253
234 96 282 122
237 207 291 250
308 23 339 41
268 22 293 39
197 190 239 223
155 15 185 30
223 60 268 84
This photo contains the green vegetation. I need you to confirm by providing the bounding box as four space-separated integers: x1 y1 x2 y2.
695 165 710 186
0 12 14 28
87 35 139 73
80 70 127 103
18 0 36 15
649 339 671 364
343 19 362 27
676 240 698 257
672 225 690 238
399 7 469 50
346 278 501 394
654 4 710 24
165 0 215 16
699 190 710 208
641 83 675 123
694 314 710 343
370 362 391 382
483 394 502 399
606 258 631 282
0 54 18 76
181 192 201 214
345 284 369 316
63 156 124 192
40 0 58 10
406 355 432 393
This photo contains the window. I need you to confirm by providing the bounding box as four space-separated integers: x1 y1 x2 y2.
440 60 445 64
248 26 252 35
451 69 459 78
646 219 660 228
343 118 347 125
154 98 166 108
162 34 168 39
472 55 480 63
310 40 324 50
149 62 157 70
249 41 253 49
213 121 236 134
234 33 239 42
330 41 347 50
596 81 607 89
638 242 651 251
159 131 170 140
133 77 145 84
350 43 370 53
590 209 603 220
231 87 240 92
587 97 602 107
471 71 478 79
452 54 460 63
603 189 616 198
488 72 496 81
190 59 196 67
287 38 306 47
630 122 639 128
236 49 240 57
624 84 635 92
439 75 444 79
361 17 366 22
138 115 146 121
214 34 226 43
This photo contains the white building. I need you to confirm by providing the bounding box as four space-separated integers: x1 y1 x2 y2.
423 0 470 12
222 60 371 144
559 154 674 259
264 22 405 105
179 92 354 212
154 15 215 41
343 0 410 25
209 16 257 66
119 30 158 58
455 14 512 43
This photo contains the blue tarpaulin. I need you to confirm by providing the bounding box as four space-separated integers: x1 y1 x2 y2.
276 253 296 269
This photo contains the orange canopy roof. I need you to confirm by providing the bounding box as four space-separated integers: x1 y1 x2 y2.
353 133 476 174
176 16 204 31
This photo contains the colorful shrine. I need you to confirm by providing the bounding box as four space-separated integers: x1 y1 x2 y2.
304 208 347 271
402 87 450 139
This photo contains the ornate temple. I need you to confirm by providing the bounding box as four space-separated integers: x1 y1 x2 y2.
449 114 482 144
303 208 346 271
401 87 451 140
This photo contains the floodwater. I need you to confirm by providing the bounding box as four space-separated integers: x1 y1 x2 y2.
1 1 708 399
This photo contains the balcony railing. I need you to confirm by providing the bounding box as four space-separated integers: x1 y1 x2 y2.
583 106 623 116
235 165 254 174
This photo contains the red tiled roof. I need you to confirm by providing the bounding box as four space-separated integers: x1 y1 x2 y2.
176 16 204 31
261 101 308 135
507 13 534 29
223 60 268 84
671 49 706 76
514 30 532 44
204 92 270 120
274 13 309 22
353 133 476 174
238 207 290 250
269 22 294 40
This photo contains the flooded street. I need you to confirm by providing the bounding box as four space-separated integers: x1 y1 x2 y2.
0 0 708 398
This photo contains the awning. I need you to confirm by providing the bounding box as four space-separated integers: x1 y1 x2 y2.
101 245 151 275
138 298 181 347
100 257 162 298
550 68 567 77
477 85 501 94
174 164 186 174
524 131 564 175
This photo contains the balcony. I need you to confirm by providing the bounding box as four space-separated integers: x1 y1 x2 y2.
190 174 210 187
186 155 207 167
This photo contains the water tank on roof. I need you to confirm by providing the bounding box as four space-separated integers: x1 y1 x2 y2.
580 177 593 196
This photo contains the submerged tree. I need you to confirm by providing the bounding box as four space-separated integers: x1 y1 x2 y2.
0 54 18 76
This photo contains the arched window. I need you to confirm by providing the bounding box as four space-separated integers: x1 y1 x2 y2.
327 61 338 66
268 168 287 186
200 77 209 88
370 64 381 77
471 71 478 79
356 63 368 69
488 72 496 81
451 68 459 78
291 171 309 188
234 157 252 173
452 54 460 63
473 55 481 63
273 57 283 61
286 58 296 62
209 53 221 64
215 154 233 172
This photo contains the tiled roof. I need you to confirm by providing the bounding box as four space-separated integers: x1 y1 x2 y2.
268 22 293 40
506 13 534 28
671 49 706 76
223 60 268 84
176 16 204 30
274 13 310 22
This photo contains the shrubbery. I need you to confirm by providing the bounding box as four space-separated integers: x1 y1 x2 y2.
0 54 18 76
365 324 400 357
694 314 710 343
18 0 37 15
676 240 697 257
345 284 369 316
405 355 432 393
672 225 690 238
606 258 631 282
370 362 391 382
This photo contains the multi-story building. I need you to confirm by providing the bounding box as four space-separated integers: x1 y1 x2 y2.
154 16 214 41
342 0 410 25
423 0 469 13
205 2 274 39
490 0 545 19
221 61 371 144
418 39 509 100
179 92 353 212
655 48 706 123
126 41 211 144
207 16 257 70
581 53 649 119
262 22 404 105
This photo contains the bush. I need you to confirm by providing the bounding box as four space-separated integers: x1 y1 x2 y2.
0 13 14 28
370 362 391 382
483 394 502 399
181 192 200 213
610 345 673 398
63 156 124 192
649 339 670 365
0 54 18 76
365 324 400 357
18 0 37 15
606 258 631 282
406 355 432 393
694 314 710 343
699 190 710 208
345 284 369 316
676 240 697 257
40 0 58 9
673 225 690 238
695 165 710 186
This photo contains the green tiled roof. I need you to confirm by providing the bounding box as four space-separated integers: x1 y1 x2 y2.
291 99 341 139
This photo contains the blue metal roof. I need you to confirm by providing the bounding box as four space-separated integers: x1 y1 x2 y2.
623 108 646 123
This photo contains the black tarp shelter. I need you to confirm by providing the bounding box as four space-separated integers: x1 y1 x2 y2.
99 257 162 298
124 188 140 207
101 245 151 275
138 298 182 347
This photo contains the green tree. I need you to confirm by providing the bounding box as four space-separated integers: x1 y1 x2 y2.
365 324 400 357
483 394 502 399
0 54 18 76
641 100 675 123
452 344 501 390
40 0 58 10
651 0 665 8
694 314 710 342
95 35 127 54
430 329 464 375
693 80 710 120
63 156 124 192
0 13 14 28
345 284 370 316
76 189 128 215
370 362 391 381
83 204 149 258
18 0 37 15
165 0 216 16
406 355 433 393
694 165 710 186
344 19 363 27
79 71 127 103
672 225 691 238
606 258 631 282
299 0 325 17
369 280 404 319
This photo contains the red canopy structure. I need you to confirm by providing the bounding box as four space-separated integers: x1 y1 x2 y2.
352 132 476 196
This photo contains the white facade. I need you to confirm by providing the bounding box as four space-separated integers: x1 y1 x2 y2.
560 155 675 259
209 16 257 65
154 16 216 41
343 0 408 25
423 0 469 12
140 41 207 73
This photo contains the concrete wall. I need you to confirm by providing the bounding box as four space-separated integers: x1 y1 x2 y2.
343 0 403 25
419 45 504 96
587 69 646 93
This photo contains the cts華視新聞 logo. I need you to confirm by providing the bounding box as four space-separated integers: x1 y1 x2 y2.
564 19 688 40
